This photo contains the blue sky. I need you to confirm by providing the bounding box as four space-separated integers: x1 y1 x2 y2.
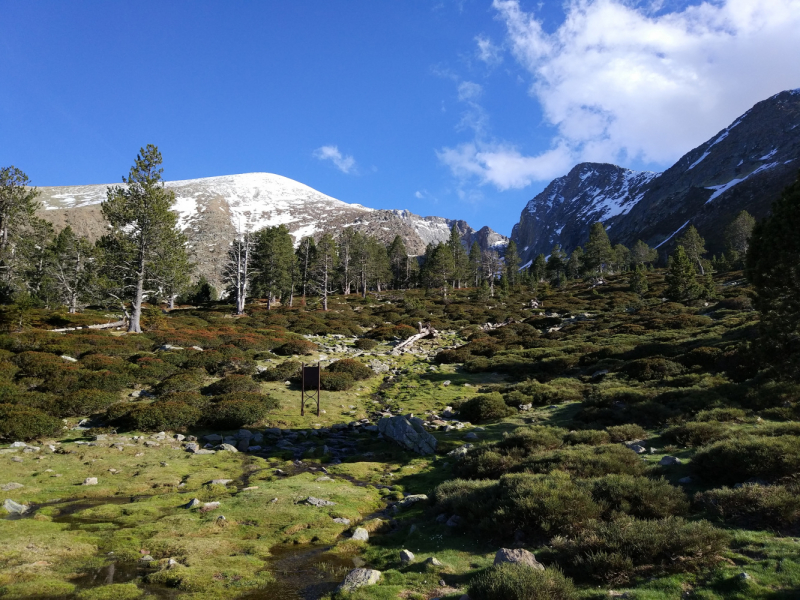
2 1 799 237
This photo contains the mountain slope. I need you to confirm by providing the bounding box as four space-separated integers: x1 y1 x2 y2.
37 172 507 288
512 88 800 264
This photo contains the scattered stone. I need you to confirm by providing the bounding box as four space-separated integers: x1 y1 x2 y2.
185 442 200 453
628 444 647 454
435 513 448 523
83 477 98 486
202 502 220 511
194 449 216 455
425 556 443 566
1 483 24 492
678 476 693 484
351 527 369 541
316 476 334 482
3 498 28 514
208 479 233 486
658 456 682 466
398 494 428 508
378 414 437 455
61 355 78 362
143 441 160 448
304 496 336 507
400 549 415 563
445 515 462 527
241 486 259 491
216 443 238 453
167 558 179 569
409 524 418 534
494 548 544 570
139 555 154 563
203 434 223 443
447 444 473 458
442 380 451 386
333 517 351 525
184 498 201 509
336 568 381 593
739 572 752 581
174 434 185 441
463 432 479 441
11 457 23 463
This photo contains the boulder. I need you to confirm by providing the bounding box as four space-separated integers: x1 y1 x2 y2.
217 443 239 453
304 496 336 507
400 549 415 563
184 498 201 509
445 515 461 527
493 548 544 570
463 432 479 441
425 556 443 566
203 434 223 443
83 477 98 486
194 449 216 455
208 479 233 486
333 517 351 525
236 439 250 452
377 415 437 455
351 527 369 541
3 498 28 514
398 494 428 508
336 568 381 593
659 456 682 466
1 483 24 492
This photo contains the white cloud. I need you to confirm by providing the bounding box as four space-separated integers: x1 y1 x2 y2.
313 145 357 174
492 0 800 166
476 35 503 66
415 191 424 199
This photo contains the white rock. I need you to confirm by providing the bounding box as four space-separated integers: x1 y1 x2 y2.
351 527 369 541
83 477 98 486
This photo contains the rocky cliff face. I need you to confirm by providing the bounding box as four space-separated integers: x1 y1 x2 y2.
37 173 507 288
512 89 800 264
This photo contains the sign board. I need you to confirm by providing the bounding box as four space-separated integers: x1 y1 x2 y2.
301 363 321 417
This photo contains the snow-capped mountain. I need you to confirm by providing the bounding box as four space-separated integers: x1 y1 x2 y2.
37 172 507 287
512 88 800 264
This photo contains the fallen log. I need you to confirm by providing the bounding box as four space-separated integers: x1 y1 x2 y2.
392 321 438 355
50 319 127 333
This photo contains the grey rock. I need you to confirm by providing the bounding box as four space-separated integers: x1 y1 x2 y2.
333 517 351 525
208 479 233 486
305 496 336 507
658 455 682 466
377 414 437 455
445 515 462 527
203 501 220 510
217 443 239 453
236 439 250 452
425 556 443 566
739 572 752 581
185 442 200 453
3 498 28 514
1 483 24 492
174 434 185 441
628 444 647 454
83 477 98 486
237 429 253 439
203 434 223 443
351 527 369 541
447 444 473 458
400 549 415 563
398 494 428 508
184 498 201 509
316 476 334 482
463 432 479 441
435 513 448 523
494 548 544 570
194 449 216 455
61 355 78 362
678 476 693 484
247 445 262 452
336 568 381 592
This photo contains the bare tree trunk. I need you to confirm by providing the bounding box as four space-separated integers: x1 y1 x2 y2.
128 269 144 333
168 295 175 310
322 264 329 311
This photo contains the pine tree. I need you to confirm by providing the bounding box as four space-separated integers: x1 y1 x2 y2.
156 233 193 309
567 246 584 279
223 230 254 315
367 236 391 292
388 235 408 289
630 264 648 296
423 243 454 299
468 241 482 287
482 249 503 297
665 245 701 303
630 239 658 266
676 225 707 275
726 210 756 255
504 240 521 287
46 226 97 313
447 225 468 288
296 236 316 303
612 244 630 273
530 253 547 284
746 172 800 379
312 233 338 311
337 227 358 294
546 244 566 284
584 222 613 275
100 145 191 332
253 225 294 310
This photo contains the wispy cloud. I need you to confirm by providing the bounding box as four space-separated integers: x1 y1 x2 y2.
475 35 503 66
313 145 357 174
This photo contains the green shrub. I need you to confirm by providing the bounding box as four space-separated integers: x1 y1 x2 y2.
553 517 728 583
155 369 206 395
354 338 378 351
54 389 120 417
468 564 577 600
620 357 685 381
80 354 132 373
664 422 732 447
0 403 63 440
435 347 472 364
589 475 689 519
497 426 565 453
125 401 203 432
207 397 276 428
564 430 610 446
606 424 647 442
458 393 516 423
692 435 800 485
133 356 178 382
694 407 750 423
203 374 261 396
320 372 354 391
521 445 646 478
695 483 800 531
276 339 318 356
256 360 301 382
326 358 373 380
12 351 71 378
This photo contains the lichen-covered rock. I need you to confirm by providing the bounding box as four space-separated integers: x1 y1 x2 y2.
378 414 437 455
351 527 369 541
3 498 28 514
400 549 415 563
493 548 544 570
336 568 381 592
398 493 428 508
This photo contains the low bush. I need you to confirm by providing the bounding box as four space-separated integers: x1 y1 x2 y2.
320 372 354 391
497 426 565 453
695 483 800 531
133 356 178 382
468 564 577 600
126 401 203 431
663 422 732 447
326 358 373 380
605 424 647 443
458 393 516 423
552 516 728 583
564 430 610 446
54 389 120 417
694 407 750 423
0 403 63 440
353 338 378 351
692 435 800 485
620 358 684 381
203 374 261 396
207 397 276 428
589 475 689 519
256 360 301 382
521 445 646 478
435 347 472 364
275 339 318 356
155 369 207 395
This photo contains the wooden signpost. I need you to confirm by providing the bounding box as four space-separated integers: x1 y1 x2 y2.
301 362 321 416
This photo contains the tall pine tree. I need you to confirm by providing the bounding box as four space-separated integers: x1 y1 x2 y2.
253 225 294 310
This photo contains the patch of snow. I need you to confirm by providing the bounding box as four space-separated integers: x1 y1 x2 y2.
760 148 778 160
687 151 710 170
655 221 690 249
519 260 532 270
705 162 780 204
